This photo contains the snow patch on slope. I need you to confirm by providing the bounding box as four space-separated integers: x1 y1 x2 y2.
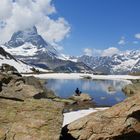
2 43 45 57
0 46 48 73
0 57 48 73
57 54 78 62
0 57 32 73
112 59 140 73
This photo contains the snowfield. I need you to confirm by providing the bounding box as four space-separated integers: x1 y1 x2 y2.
0 53 48 73
3 43 40 57
0 58 48 73
24 73 140 80
63 108 109 126
0 53 33 73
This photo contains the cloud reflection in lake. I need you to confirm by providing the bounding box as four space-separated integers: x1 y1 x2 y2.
45 79 130 106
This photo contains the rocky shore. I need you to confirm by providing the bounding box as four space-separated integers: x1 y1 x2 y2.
61 79 140 140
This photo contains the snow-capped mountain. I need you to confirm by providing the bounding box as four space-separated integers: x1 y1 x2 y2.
2 26 93 73
0 47 47 73
78 50 140 74
4 26 59 58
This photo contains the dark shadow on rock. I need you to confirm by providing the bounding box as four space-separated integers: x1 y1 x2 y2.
0 96 24 102
33 93 45 99
128 110 140 120
64 100 96 113
60 125 76 140
114 132 140 140
2 77 13 84
0 81 2 92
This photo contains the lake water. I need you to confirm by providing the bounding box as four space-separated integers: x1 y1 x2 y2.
45 79 130 106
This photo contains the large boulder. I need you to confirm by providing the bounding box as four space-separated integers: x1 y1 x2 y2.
61 93 140 140
0 98 64 140
0 73 41 100
23 76 56 99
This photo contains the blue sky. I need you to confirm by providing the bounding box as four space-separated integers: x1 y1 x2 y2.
53 0 140 56
0 0 140 56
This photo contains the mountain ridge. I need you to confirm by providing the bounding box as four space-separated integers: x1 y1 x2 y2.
2 26 93 73
78 50 140 74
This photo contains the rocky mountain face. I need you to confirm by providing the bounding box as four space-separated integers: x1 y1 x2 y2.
4 26 58 59
0 47 44 73
78 50 140 74
2 26 93 73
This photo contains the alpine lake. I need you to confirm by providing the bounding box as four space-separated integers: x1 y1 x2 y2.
45 78 130 107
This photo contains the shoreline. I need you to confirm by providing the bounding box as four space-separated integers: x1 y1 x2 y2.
22 73 140 127
23 73 140 80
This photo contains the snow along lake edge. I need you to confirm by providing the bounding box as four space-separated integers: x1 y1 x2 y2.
23 73 140 80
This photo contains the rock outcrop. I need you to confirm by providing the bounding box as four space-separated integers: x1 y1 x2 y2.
0 69 64 140
0 68 56 100
70 93 92 102
61 93 140 140
23 76 56 99
0 98 63 140
0 73 41 100
122 81 140 97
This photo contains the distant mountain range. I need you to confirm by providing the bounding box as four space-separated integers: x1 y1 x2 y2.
78 51 140 74
1 26 140 74
78 50 140 74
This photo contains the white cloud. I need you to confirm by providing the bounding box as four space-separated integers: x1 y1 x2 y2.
53 44 64 51
135 33 140 39
83 48 93 56
37 17 70 44
93 49 102 56
0 0 13 20
102 47 120 56
118 36 126 45
0 0 70 45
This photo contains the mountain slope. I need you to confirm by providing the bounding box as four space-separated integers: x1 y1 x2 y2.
0 47 47 73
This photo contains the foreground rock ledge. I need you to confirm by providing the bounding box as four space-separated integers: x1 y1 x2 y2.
61 93 140 140
0 98 63 140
